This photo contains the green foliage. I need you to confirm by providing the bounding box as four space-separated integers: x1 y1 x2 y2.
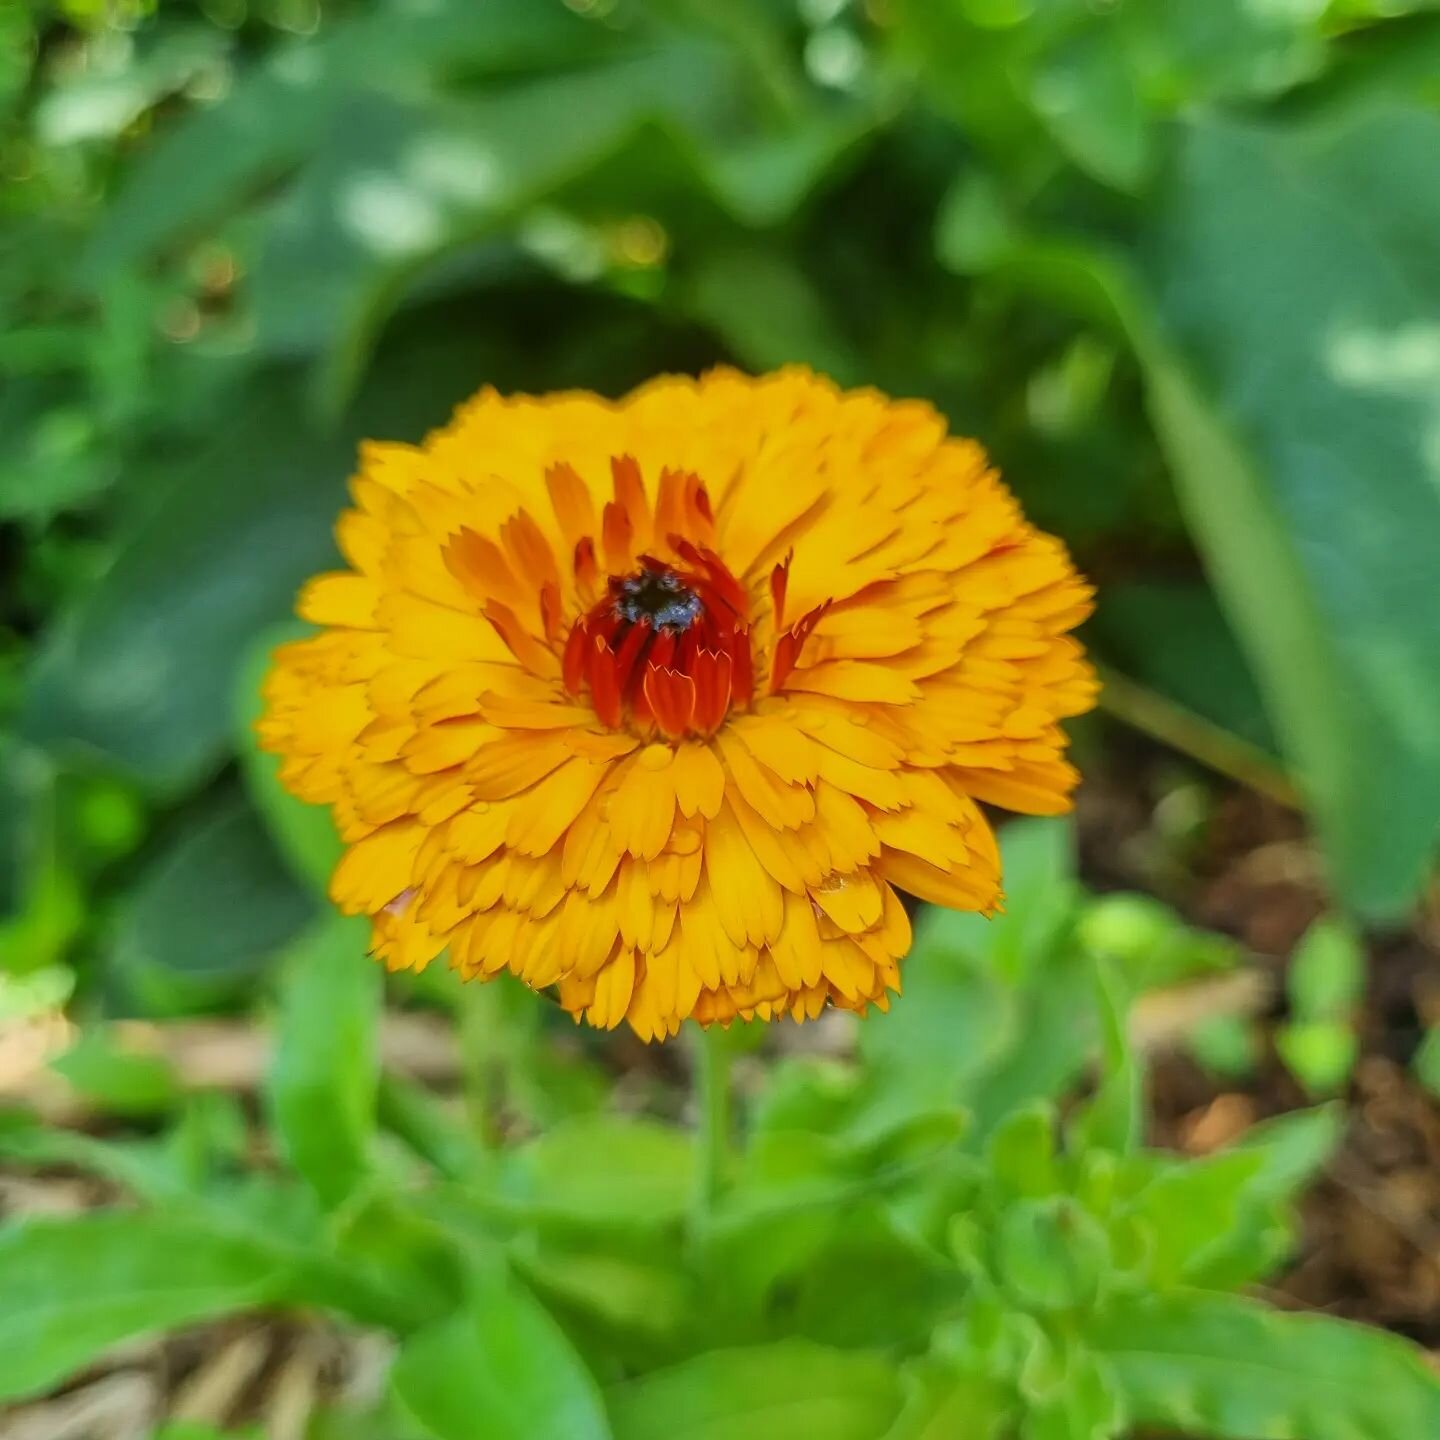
3 2 1439 1434
392 1261 612 1440
1278 916 1366 1096
0 1213 287 1403
265 915 382 1207
1 819 1429 1435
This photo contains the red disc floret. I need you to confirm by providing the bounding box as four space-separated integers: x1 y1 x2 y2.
563 550 755 739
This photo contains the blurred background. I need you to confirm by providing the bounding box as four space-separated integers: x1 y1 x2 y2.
2 0 1440 1431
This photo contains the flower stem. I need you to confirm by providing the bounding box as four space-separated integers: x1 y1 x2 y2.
691 1023 732 1223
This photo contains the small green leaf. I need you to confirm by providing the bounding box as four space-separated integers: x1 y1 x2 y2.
1068 958 1141 1156
1093 1290 1440 1439
986 1104 1059 1199
265 917 381 1207
1030 28 1153 191
995 1198 1111 1313
608 1341 902 1440
886 1362 1014 1440
1277 1019 1360 1098
1414 1024 1440 1099
0 1213 286 1403
1287 917 1366 1020
1189 1013 1259 1079
1121 1151 1265 1287
922 819 1078 984
50 1026 180 1118
391 1263 611 1440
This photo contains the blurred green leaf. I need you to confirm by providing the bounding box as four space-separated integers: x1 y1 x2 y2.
265 915 380 1207
80 0 612 283
1277 1020 1360 1099
391 1262 611 1440
235 623 344 898
0 1213 285 1403
108 785 316 1014
928 819 1078 985
1093 1289 1440 1439
995 1198 1111 1313
35 26 231 147
1086 581 1277 755
1143 108 1440 917
19 371 350 792
1416 1024 1440 1100
1030 26 1152 191
1188 1013 1259 1080
51 1025 181 1118
885 1364 1014 1440
501 1117 695 1229
1287 917 1366 1020
608 1341 902 1440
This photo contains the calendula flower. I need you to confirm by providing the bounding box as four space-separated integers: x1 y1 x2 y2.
259 368 1095 1039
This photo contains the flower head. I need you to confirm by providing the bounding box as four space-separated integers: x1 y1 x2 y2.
259 367 1096 1039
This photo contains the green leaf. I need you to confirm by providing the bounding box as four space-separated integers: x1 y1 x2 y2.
36 25 231 146
995 1198 1111 1313
501 1117 694 1229
1086 581 1277 755
19 372 351 792
81 1 610 282
1030 27 1153 191
1093 1289 1440 1440
885 1363 1014 1440
0 1213 286 1403
50 1025 181 1118
985 1104 1059 1200
608 1341 902 1440
684 246 865 385
107 785 316 1014
235 624 343 898
1189 1013 1259 1080
1068 958 1141 1155
391 1263 611 1440
1415 1023 1440 1099
265 916 381 1207
1121 1151 1265 1288
921 819 1078 984
1287 916 1366 1020
1277 1019 1360 1098
1143 109 1440 916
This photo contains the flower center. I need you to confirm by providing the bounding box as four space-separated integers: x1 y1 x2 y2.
613 564 703 632
563 550 755 739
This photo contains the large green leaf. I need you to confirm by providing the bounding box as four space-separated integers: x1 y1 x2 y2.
235 624 344 898
19 370 350 793
607 1341 902 1440
391 1263 611 1440
0 1213 286 1402
265 916 381 1207
108 785 316 1013
1142 108 1440 916
1093 1290 1440 1440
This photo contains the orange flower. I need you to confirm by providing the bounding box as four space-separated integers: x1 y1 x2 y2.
259 368 1096 1039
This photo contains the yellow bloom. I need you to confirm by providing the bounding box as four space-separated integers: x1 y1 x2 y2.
259 367 1096 1039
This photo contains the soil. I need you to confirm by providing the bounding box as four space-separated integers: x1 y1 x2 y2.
1080 734 1440 1351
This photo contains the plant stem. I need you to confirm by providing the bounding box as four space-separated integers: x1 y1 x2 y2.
691 1023 732 1223
1096 663 1299 809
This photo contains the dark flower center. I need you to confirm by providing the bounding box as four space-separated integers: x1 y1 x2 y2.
612 564 704 632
